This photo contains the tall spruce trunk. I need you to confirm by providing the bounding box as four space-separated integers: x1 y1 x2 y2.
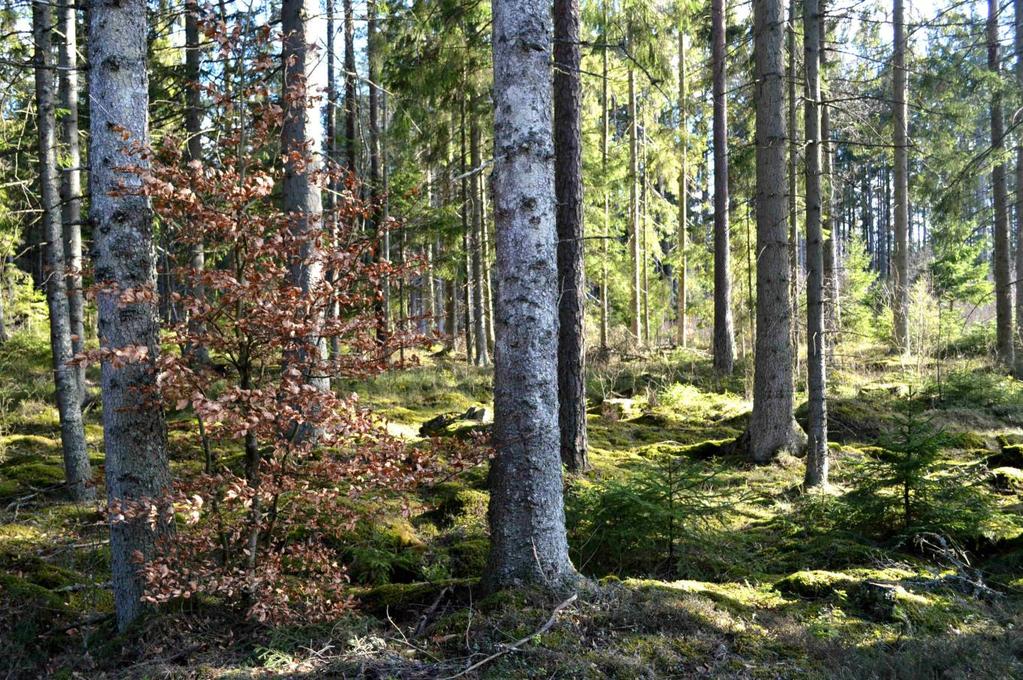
892 0 910 353
35 0 92 501
88 0 173 630
485 0 579 591
469 117 489 366
787 0 800 376
677 24 688 348
57 0 86 401
555 0 587 472
990 0 1015 366
1015 0 1023 373
343 0 357 172
628 67 642 343
282 0 330 397
743 0 806 463
712 0 735 373
820 13 840 346
600 1 610 350
804 0 829 488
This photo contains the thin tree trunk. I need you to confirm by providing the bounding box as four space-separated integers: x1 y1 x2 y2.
787 0 800 377
892 0 910 352
677 23 688 348
88 0 173 630
343 0 357 173
35 0 92 502
485 0 579 592
481 172 495 353
600 0 610 351
712 0 735 374
743 0 806 463
282 0 330 399
641 118 651 345
820 12 840 346
367 0 388 344
804 0 829 488
425 168 437 333
1015 0 1023 373
460 99 473 363
555 0 587 472
628 67 642 344
57 0 86 401
990 0 1015 366
469 116 489 366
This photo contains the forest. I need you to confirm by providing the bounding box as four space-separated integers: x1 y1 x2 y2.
1 0 1023 676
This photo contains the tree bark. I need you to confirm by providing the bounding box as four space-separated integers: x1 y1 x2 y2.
787 0 800 377
599 0 610 351
88 0 173 630
367 0 389 343
677 23 688 348
742 0 806 464
56 0 86 401
712 0 735 374
282 0 330 398
485 0 579 592
343 0 357 173
555 0 587 472
892 0 910 353
804 0 829 488
1015 0 1023 373
820 11 840 345
628 67 642 344
35 0 92 502
990 0 1015 366
470 116 489 366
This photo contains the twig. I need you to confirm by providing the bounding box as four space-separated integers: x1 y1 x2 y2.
440 593 578 680
53 580 112 593
413 586 451 639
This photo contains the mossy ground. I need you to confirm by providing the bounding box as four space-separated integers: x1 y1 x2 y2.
2 335 1022 678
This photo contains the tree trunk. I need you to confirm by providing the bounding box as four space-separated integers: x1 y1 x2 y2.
343 0 357 173
787 0 800 377
555 0 587 472
677 23 688 348
282 0 330 398
57 0 86 401
35 0 92 502
641 121 651 344
600 0 610 351
1016 0 1023 373
88 0 173 630
742 0 806 464
367 0 389 343
470 116 489 366
892 0 910 353
804 0 829 488
820 13 840 346
485 0 579 591
628 67 642 344
990 0 1015 366
712 0 735 374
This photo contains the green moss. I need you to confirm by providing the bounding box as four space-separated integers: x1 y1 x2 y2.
774 570 858 598
447 537 488 577
990 466 1023 490
357 578 475 612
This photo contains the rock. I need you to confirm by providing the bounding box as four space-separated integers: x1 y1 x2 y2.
774 570 857 598
850 580 899 621
601 398 640 422
990 466 1023 491
419 407 492 437
988 444 1023 468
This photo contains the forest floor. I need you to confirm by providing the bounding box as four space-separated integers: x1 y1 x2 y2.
2 327 1023 678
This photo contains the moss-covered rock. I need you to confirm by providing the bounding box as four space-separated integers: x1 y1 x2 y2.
990 466 1023 491
447 537 488 578
601 398 641 422
357 578 476 613
774 570 857 598
988 444 1023 468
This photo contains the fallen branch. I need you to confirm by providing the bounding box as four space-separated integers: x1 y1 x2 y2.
440 593 578 680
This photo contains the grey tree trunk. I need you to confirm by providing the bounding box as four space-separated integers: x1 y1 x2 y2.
628 67 642 343
712 0 735 374
183 0 209 367
88 0 173 630
820 14 840 345
282 0 330 394
484 0 579 592
677 24 688 348
469 117 489 366
787 0 800 376
599 0 610 351
892 0 910 353
990 0 1015 366
742 0 806 464
1015 0 1023 373
35 0 92 502
367 0 389 342
57 0 86 401
555 0 587 472
804 0 829 488
343 0 357 172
